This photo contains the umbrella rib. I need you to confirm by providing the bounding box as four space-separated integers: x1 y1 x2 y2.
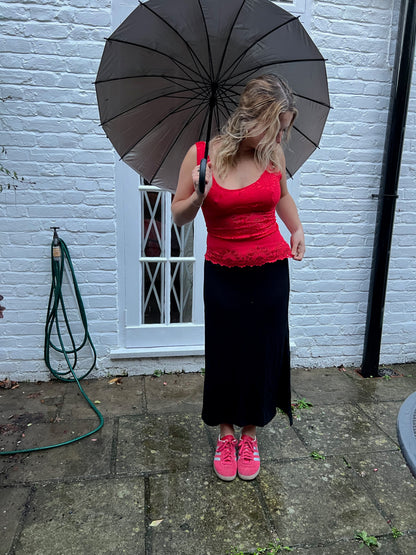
120 100 207 165
105 37 203 83
101 91 208 127
220 15 300 82
160 76 209 100
198 106 211 147
100 71 211 126
99 77 210 127
95 73 205 88
225 61 332 110
148 104 209 184
226 57 327 88
97 73 209 105
209 90 236 136
215 0 247 81
294 92 332 110
213 104 229 135
214 103 222 135
196 0 214 78
292 124 320 149
216 89 238 117
140 1 211 81
218 82 245 103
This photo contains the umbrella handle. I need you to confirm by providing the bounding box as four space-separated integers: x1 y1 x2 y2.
198 158 207 194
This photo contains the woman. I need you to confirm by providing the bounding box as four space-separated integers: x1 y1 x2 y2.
171 74 305 481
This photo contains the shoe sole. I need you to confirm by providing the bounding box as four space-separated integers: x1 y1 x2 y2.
214 466 237 481
238 468 260 480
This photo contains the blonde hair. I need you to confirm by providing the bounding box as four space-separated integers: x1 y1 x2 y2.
212 74 297 179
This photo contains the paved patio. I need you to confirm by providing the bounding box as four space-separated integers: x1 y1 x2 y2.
1 364 416 554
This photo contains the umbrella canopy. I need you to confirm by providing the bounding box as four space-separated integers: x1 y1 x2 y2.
95 0 330 192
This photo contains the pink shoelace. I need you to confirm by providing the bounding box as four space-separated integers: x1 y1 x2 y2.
217 436 237 462
238 436 257 462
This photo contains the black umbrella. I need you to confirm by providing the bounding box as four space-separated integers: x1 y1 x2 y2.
95 0 330 193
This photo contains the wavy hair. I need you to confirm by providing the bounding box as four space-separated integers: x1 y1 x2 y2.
211 74 297 179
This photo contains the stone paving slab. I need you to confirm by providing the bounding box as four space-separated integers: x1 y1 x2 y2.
0 382 62 420
0 417 113 486
346 368 416 403
116 413 210 474
262 414 310 460
59 377 145 418
145 372 204 414
294 540 373 553
292 403 398 456
381 535 416 554
0 421 20 454
1 486 31 555
295 534 416 554
258 458 392 546
346 451 416 532
12 477 145 555
148 470 272 555
292 367 372 405
358 400 402 444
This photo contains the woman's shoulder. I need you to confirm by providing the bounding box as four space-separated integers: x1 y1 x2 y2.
182 143 198 163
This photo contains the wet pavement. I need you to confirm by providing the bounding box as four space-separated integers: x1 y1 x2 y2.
1 364 416 554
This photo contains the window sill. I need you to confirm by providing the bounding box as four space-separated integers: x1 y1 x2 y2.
110 340 296 360
110 345 205 359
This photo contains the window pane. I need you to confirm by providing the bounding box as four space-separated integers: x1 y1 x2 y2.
142 190 163 257
143 261 164 324
140 187 196 325
170 261 193 323
171 220 194 257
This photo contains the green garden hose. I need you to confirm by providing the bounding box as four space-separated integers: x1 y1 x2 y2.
0 229 104 456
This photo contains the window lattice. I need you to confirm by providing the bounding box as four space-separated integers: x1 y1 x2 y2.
140 186 194 325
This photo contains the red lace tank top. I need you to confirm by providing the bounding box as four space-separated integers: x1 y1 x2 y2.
196 142 293 268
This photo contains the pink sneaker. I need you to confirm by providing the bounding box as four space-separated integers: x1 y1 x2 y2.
237 435 260 480
213 435 238 481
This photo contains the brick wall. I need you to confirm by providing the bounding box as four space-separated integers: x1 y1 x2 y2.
0 0 414 380
290 0 416 367
0 0 117 380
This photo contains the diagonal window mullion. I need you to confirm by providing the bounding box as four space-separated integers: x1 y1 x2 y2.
143 190 163 256
170 262 181 316
143 261 163 319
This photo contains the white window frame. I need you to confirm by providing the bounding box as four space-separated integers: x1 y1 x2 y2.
113 160 206 357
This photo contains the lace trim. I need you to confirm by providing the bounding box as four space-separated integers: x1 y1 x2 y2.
205 247 293 268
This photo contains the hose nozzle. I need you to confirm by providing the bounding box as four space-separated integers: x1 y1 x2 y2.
51 227 61 261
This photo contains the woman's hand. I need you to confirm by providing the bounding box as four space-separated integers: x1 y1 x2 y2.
290 228 305 261
191 161 213 205
172 145 212 226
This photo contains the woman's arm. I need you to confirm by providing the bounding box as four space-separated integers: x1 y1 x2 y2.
276 148 305 261
171 145 212 227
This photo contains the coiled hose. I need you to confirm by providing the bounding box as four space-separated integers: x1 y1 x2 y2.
1 231 104 456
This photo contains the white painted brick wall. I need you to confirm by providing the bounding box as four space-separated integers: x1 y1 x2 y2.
0 0 117 380
290 0 416 368
0 0 415 380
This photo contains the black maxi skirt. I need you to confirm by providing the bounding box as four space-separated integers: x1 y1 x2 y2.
202 259 293 428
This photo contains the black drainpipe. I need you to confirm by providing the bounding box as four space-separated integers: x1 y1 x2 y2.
361 0 416 377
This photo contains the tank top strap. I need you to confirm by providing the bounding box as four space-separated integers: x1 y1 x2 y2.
195 141 206 165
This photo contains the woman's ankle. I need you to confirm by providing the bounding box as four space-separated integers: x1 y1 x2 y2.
220 423 235 438
241 425 256 439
